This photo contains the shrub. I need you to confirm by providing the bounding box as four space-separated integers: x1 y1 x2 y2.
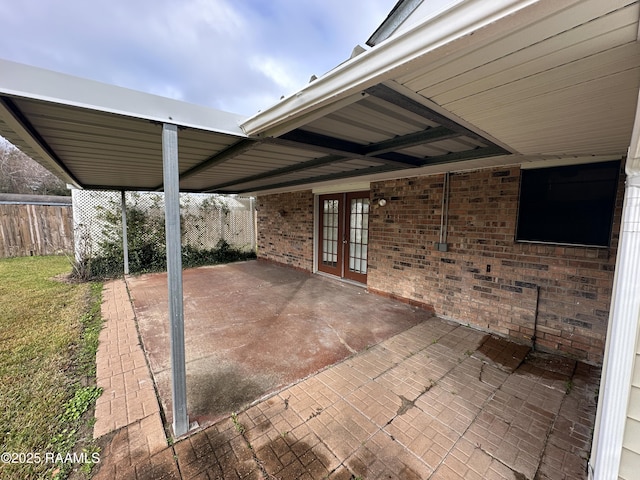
72 194 255 280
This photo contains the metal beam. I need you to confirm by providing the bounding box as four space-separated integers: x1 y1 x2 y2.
231 164 398 194
204 154 347 192
269 127 442 166
162 123 188 438
207 86 509 194
361 126 459 155
206 126 460 192
153 138 257 190
276 129 365 155
421 145 509 165
365 84 493 144
266 136 422 169
209 144 506 193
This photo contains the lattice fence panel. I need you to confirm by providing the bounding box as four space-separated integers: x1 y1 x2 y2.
72 190 256 262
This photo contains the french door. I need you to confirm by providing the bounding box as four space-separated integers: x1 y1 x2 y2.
318 192 370 283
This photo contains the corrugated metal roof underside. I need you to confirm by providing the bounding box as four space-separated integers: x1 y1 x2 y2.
0 81 508 193
183 84 508 193
0 96 243 190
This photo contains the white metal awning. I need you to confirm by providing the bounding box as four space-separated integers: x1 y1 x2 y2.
2 0 637 195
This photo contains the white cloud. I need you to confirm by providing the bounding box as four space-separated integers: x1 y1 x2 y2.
249 55 301 92
0 0 396 115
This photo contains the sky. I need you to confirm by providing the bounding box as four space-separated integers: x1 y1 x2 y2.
0 0 397 117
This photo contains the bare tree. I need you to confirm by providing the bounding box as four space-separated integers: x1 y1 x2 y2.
0 136 69 195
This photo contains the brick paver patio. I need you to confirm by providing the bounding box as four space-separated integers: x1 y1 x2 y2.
92 276 599 479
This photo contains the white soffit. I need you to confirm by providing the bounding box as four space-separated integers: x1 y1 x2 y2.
395 0 640 157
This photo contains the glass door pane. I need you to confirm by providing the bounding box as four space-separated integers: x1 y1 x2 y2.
344 193 369 283
348 198 369 274
317 194 343 277
322 199 339 267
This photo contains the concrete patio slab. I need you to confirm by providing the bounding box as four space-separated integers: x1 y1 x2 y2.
126 260 431 428
91 262 600 479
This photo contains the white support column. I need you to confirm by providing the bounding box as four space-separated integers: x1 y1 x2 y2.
162 123 189 438
121 190 129 276
590 92 640 479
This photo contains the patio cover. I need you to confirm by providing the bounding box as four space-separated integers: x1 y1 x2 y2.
1 0 639 474
2 0 637 195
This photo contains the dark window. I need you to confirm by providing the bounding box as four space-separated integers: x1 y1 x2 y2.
516 160 620 247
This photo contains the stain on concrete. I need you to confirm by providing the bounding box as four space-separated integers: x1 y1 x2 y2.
475 334 530 372
396 395 415 416
187 358 278 421
525 351 576 377
347 444 423 480
172 421 260 479
256 438 331 479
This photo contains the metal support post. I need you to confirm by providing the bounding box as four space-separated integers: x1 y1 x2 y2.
162 123 188 437
121 190 129 275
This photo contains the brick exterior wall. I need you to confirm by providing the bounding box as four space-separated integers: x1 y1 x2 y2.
257 190 314 271
255 166 623 363
367 166 623 364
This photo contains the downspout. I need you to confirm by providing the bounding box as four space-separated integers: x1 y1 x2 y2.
436 171 450 252
590 91 640 478
531 285 540 352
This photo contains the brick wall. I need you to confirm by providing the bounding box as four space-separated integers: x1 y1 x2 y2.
368 166 623 364
257 190 314 271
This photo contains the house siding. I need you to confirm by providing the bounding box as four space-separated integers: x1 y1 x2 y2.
257 190 314 271
255 165 623 363
620 312 640 479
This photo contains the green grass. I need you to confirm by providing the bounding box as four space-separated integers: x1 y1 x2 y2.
0 256 103 479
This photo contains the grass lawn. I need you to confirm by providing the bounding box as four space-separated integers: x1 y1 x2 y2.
0 256 103 480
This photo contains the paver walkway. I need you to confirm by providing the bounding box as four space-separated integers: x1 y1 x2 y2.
92 280 175 479
92 278 599 479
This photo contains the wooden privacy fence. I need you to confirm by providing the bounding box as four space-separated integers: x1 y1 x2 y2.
0 194 73 258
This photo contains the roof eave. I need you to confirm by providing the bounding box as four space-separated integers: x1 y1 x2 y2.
240 0 557 138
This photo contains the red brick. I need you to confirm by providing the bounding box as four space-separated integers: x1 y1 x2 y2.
256 167 622 363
